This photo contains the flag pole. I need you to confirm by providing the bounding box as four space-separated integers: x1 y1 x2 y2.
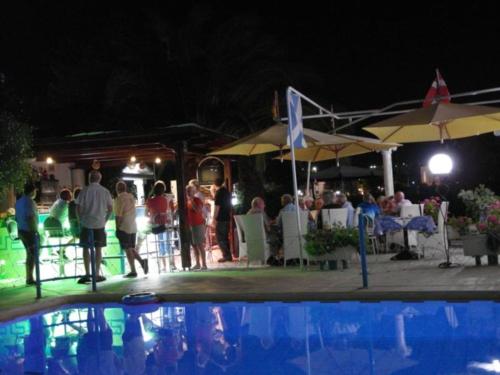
287 87 304 270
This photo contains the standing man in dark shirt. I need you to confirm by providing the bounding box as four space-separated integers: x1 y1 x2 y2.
212 177 232 262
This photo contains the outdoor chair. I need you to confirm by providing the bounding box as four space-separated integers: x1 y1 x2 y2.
400 204 424 218
400 204 424 249
417 201 449 258
282 211 309 266
234 215 248 259
352 207 362 227
239 213 269 266
365 215 380 254
321 208 348 228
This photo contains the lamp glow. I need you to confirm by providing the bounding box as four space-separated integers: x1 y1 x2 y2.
312 166 318 172
130 156 137 163
428 153 453 174
155 157 161 164
46 157 54 164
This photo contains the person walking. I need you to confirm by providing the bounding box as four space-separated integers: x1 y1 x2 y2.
15 182 39 285
114 181 148 277
186 185 207 270
212 178 232 263
75 170 113 284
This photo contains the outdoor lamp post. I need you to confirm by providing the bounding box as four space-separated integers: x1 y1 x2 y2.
428 153 453 174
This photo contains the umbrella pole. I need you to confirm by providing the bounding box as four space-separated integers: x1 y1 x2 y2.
306 161 311 196
290 139 304 270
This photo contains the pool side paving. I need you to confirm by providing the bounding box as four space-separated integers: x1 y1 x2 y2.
1 247 500 321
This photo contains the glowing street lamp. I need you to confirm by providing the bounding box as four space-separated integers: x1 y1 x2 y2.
428 153 453 174
46 157 54 164
155 157 161 164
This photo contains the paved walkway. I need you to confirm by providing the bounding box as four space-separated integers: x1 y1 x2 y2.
1 246 500 321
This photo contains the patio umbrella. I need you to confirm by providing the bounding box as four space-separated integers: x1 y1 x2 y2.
208 123 340 156
363 102 500 143
277 134 400 163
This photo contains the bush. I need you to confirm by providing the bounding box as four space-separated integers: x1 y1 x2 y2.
304 225 361 256
0 113 33 202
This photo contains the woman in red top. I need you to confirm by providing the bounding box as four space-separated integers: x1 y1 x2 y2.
186 185 207 270
146 181 176 271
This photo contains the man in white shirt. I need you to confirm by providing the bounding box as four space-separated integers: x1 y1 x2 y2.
114 181 148 278
76 170 113 283
394 191 412 214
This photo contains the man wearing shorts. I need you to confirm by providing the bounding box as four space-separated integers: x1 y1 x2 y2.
186 185 207 270
114 180 148 277
15 182 39 285
75 170 113 283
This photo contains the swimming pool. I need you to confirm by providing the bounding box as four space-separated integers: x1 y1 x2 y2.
1 300 499 374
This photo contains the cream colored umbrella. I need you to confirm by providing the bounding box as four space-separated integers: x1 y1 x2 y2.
208 123 341 156
278 134 400 163
363 102 500 143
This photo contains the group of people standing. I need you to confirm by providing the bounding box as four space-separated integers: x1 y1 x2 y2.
14 169 235 285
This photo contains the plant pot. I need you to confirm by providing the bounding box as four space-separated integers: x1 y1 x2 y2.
462 234 498 265
310 246 357 270
446 225 461 241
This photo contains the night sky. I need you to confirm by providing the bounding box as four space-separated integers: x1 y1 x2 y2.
1 1 499 189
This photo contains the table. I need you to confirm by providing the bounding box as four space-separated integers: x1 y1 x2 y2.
374 215 436 260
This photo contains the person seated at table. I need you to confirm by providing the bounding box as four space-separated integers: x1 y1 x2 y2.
359 194 381 219
322 190 338 209
274 194 296 227
336 193 355 227
298 197 316 230
381 195 397 215
314 197 324 210
394 191 412 215
248 197 281 263
247 197 271 232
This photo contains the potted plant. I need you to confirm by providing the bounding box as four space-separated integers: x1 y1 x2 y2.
455 189 500 265
304 225 361 270
447 216 473 240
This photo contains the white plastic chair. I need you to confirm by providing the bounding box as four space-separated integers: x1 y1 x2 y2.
234 215 248 259
417 201 449 258
321 208 348 228
400 204 424 218
239 213 269 266
352 207 362 228
365 215 379 254
282 211 309 266
400 204 424 248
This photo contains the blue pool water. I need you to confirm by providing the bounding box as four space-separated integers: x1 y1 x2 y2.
1 301 499 374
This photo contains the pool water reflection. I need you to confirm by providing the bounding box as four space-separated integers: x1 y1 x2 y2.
0 301 500 374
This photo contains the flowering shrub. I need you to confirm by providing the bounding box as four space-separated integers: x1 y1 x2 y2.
479 201 500 234
304 226 361 256
421 196 441 223
458 185 497 222
448 216 474 235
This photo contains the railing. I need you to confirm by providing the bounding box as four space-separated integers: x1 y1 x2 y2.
32 226 180 299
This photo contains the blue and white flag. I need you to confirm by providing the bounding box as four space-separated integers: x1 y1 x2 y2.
287 91 307 149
